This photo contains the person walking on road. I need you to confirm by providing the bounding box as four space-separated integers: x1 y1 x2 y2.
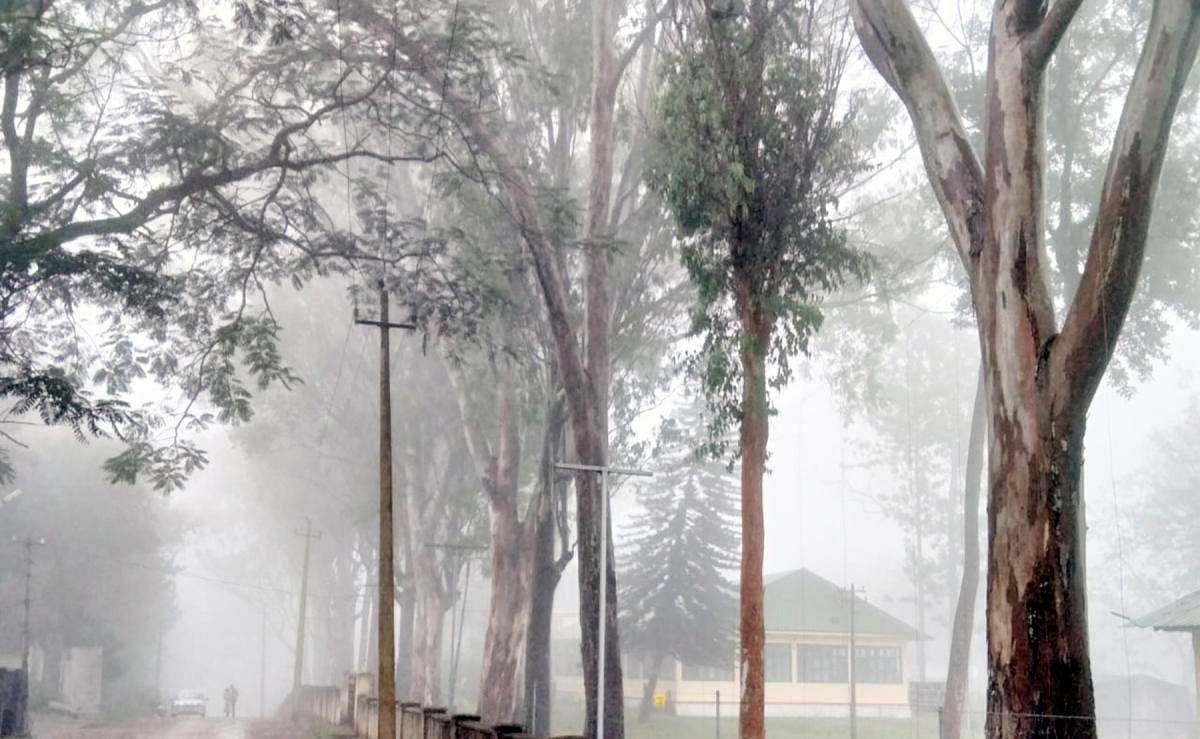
223 686 232 718
227 684 238 719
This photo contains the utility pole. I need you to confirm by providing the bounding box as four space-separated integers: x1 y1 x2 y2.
13 535 44 736
846 584 863 739
553 462 651 739
356 280 416 739
293 517 322 700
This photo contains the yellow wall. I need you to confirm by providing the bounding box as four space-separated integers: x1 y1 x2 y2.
553 631 912 711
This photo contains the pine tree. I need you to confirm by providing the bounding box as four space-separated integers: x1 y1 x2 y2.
619 410 739 722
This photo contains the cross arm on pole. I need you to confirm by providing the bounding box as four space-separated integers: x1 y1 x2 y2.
552 460 650 739
353 318 418 330
553 461 653 478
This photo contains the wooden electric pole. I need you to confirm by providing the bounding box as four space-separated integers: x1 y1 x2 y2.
293 516 321 701
356 280 416 739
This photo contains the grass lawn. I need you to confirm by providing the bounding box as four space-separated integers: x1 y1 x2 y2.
549 705 953 738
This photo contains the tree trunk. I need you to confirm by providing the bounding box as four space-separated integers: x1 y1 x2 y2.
576 472 625 739
943 369 986 739
409 525 452 707
477 551 533 722
982 393 1091 737
389 2 630 730
411 584 449 705
976 7 1091 734
735 281 770 739
477 373 535 723
524 395 570 736
849 1 1200 736
475 506 532 719
525 532 562 736
637 654 662 723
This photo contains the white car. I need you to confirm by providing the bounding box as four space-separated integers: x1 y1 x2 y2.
170 689 207 718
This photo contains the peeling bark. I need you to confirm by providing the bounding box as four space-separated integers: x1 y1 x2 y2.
849 0 1200 736
476 369 535 723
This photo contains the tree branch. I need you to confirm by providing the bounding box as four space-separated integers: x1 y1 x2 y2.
1052 0 1200 419
390 29 595 450
849 0 986 270
33 146 437 249
1026 0 1084 70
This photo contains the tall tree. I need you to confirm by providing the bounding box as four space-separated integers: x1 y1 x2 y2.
644 0 867 735
619 407 738 722
378 0 667 732
849 0 1200 735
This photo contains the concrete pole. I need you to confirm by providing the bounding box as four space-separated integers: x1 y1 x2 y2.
293 516 320 700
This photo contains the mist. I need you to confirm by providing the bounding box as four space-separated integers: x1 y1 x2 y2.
5 1 1200 739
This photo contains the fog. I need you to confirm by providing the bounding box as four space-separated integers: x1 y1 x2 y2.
9 282 1193 729
5 1 1200 738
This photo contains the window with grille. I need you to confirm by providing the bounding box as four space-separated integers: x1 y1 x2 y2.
854 646 902 683
764 642 793 682
797 644 848 683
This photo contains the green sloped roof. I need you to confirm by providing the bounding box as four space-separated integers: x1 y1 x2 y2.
1131 590 1200 631
763 568 919 639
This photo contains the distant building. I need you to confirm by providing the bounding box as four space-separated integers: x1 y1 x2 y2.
553 567 919 717
0 644 45 685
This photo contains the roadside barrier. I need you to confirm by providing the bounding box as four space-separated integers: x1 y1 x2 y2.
288 677 585 739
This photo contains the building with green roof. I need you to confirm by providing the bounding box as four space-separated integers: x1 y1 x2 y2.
553 567 920 718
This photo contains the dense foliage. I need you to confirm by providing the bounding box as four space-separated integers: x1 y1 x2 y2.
0 1 449 490
644 0 869 453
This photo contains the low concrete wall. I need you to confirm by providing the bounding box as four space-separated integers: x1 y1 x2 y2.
0 669 25 736
290 674 584 739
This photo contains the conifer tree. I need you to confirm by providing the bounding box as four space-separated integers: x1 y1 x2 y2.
619 409 739 722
